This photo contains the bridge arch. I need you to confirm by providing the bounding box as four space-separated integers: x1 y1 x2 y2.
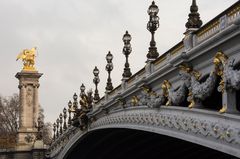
57 106 240 159
61 128 238 159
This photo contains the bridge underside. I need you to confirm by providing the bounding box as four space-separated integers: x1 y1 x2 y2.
65 128 237 159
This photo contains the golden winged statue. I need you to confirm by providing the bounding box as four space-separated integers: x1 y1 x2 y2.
16 47 37 71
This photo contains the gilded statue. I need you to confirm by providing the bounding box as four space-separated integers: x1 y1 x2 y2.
16 47 37 71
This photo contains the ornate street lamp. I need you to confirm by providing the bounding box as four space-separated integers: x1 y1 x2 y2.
105 51 113 92
73 93 78 110
122 31 132 79
59 113 63 135
80 84 86 109
63 108 67 131
93 66 100 103
147 1 160 61
67 101 72 126
56 118 59 138
53 122 56 141
80 84 86 96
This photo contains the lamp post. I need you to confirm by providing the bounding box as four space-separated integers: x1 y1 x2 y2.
63 108 67 131
80 84 86 96
73 93 78 110
59 113 63 135
53 122 56 141
68 92 82 127
67 101 72 126
93 66 100 103
80 84 86 110
122 31 132 79
56 118 59 138
105 51 113 92
147 1 159 61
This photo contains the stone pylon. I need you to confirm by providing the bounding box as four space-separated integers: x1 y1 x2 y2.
15 70 43 148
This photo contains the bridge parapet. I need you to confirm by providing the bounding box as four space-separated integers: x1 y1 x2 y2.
196 3 240 44
91 2 240 114
90 3 240 113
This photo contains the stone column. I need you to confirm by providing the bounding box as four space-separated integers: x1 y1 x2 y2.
183 28 198 52
33 84 40 127
145 61 154 77
15 70 43 148
222 89 238 113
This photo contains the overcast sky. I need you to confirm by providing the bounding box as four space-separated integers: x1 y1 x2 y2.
0 0 238 123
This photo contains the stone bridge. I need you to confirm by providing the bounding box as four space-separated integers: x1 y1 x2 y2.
48 1 240 158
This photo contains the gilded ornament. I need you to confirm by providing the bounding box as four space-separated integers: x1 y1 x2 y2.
80 95 88 109
141 85 157 96
219 104 227 114
68 106 76 113
161 80 171 98
179 64 201 80
188 91 194 108
213 52 228 113
161 80 171 106
131 96 139 106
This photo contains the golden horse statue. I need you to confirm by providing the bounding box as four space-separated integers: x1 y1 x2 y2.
16 47 37 71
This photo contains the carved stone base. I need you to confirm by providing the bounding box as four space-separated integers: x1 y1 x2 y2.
17 128 37 146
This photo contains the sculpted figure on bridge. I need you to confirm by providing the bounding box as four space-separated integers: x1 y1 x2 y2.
72 85 93 130
179 64 217 108
80 84 93 111
213 52 240 90
67 90 90 130
165 79 187 106
139 86 166 108
68 94 81 127
214 51 240 113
